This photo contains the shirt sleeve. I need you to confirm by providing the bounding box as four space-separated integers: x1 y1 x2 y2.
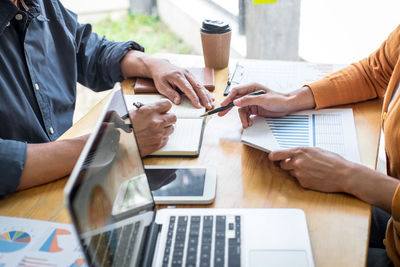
308 25 400 109
385 184 400 266
57 3 144 92
0 139 27 196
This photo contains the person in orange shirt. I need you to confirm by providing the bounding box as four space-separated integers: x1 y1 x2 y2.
220 25 400 267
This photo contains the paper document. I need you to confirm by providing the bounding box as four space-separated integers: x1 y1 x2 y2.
241 109 360 163
0 216 85 266
228 60 347 94
124 94 206 157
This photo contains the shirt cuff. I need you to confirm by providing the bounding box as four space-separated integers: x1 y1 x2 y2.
0 139 27 196
108 41 145 83
307 79 340 109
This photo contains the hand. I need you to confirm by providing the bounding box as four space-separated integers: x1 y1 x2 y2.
129 99 177 157
268 147 355 193
120 51 214 109
148 58 214 109
218 83 316 128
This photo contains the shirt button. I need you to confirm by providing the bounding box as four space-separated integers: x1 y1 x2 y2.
34 83 39 90
15 14 23 21
49 127 54 135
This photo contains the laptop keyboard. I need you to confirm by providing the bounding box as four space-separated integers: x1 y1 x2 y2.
163 215 241 267
83 220 141 266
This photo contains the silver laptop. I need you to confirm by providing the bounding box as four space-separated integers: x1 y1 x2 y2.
64 86 315 267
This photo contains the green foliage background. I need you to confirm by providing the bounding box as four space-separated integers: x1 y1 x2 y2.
92 14 194 55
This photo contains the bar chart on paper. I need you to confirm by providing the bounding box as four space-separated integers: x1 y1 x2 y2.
241 109 361 163
266 115 313 149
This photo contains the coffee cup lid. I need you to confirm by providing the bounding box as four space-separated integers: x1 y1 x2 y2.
201 20 231 34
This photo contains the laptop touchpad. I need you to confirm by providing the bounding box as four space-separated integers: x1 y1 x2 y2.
249 250 310 267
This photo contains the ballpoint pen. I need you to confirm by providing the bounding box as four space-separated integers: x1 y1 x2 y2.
200 89 266 117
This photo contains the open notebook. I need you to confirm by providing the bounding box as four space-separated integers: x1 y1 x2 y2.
124 94 205 157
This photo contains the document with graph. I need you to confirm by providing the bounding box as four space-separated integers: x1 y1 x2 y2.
0 216 85 266
241 109 360 163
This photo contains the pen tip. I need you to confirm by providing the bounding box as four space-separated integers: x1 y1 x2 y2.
200 113 208 117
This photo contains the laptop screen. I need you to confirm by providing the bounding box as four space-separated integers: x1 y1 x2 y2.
65 88 155 266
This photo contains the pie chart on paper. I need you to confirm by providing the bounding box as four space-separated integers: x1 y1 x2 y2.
0 231 31 253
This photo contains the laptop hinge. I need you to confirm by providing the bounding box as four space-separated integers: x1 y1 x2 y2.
141 221 161 267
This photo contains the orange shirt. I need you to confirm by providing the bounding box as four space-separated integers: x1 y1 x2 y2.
309 25 400 265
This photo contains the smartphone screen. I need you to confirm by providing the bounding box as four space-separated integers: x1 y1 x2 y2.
145 168 206 197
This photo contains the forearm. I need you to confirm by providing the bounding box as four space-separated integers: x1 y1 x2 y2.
345 164 400 213
286 86 316 112
16 136 88 190
120 50 162 79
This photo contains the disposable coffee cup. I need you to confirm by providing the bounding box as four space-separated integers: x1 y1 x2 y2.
200 20 232 69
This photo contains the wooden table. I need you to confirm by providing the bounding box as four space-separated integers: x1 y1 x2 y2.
0 54 382 267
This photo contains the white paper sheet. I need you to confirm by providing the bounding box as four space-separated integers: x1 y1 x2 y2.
229 59 347 94
242 109 361 163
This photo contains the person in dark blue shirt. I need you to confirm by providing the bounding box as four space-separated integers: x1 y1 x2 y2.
0 0 214 196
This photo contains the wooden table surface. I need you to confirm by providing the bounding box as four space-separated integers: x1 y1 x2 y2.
0 54 382 267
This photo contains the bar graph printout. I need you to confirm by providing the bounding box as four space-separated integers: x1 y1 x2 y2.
241 109 361 163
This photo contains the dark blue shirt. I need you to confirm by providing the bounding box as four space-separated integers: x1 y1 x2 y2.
0 0 144 195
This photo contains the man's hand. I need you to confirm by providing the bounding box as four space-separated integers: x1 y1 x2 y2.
148 58 214 109
218 83 316 128
129 99 177 157
120 51 214 110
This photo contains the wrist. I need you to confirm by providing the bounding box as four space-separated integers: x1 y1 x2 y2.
121 50 152 79
341 162 364 195
287 86 316 112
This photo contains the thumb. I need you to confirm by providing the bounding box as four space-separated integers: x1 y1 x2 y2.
233 95 264 108
149 99 173 114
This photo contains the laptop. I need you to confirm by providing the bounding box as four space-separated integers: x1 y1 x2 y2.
64 85 315 267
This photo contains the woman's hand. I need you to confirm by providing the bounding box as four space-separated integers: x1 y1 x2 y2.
269 147 355 192
268 146 400 213
218 83 316 128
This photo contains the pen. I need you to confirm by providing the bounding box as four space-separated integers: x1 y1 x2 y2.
200 89 266 117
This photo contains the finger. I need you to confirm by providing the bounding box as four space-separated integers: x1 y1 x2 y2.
220 83 263 106
161 114 177 127
171 75 201 108
157 81 181 105
185 71 214 109
233 95 265 108
147 99 173 114
164 124 175 136
279 158 294 170
268 148 298 161
238 107 250 128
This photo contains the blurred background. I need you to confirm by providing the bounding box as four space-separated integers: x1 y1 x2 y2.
61 0 400 122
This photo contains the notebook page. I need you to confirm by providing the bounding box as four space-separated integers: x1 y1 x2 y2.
152 118 204 156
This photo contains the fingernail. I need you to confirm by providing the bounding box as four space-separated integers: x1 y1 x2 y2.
174 97 179 104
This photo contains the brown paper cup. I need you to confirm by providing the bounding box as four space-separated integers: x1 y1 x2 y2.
201 31 231 69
